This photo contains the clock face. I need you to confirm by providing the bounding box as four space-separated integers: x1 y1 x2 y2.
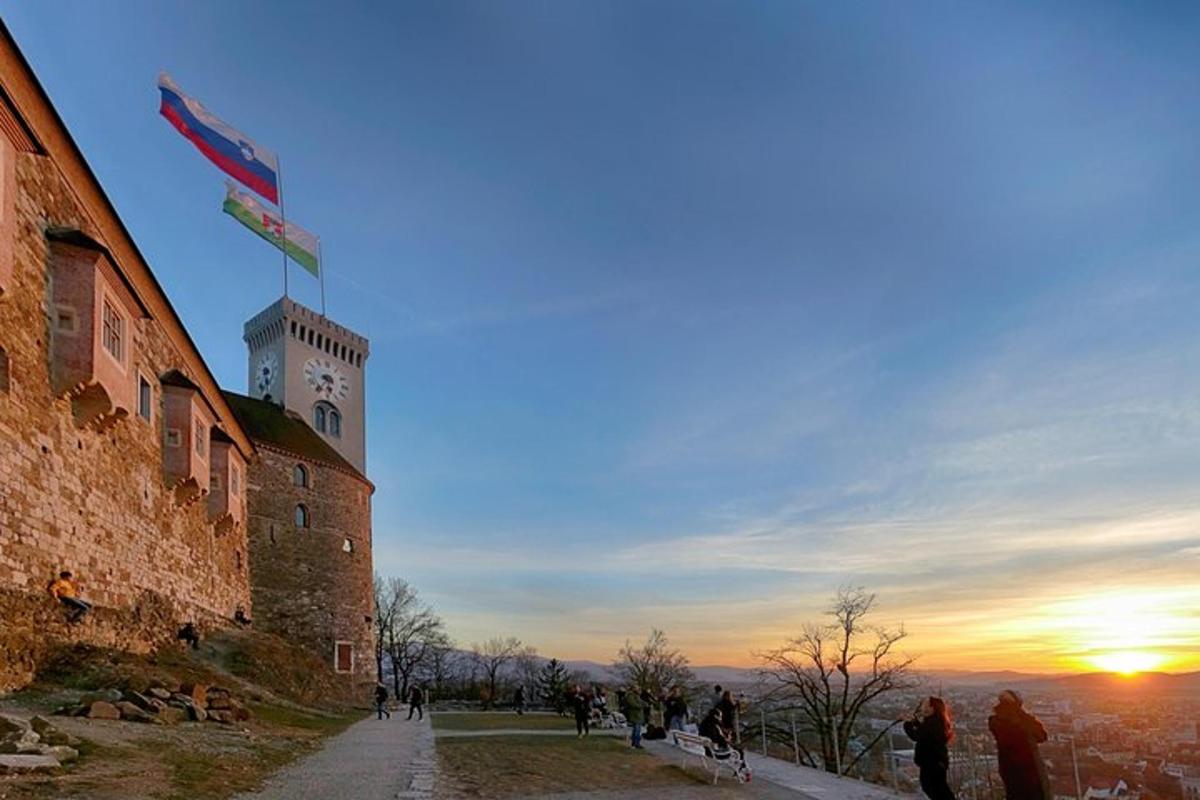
303 358 350 402
254 352 278 397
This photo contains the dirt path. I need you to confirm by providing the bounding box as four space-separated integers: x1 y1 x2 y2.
235 715 434 800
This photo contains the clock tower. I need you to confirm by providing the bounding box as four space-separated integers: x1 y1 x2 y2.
243 297 369 473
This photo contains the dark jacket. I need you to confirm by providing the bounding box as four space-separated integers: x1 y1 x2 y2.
699 712 729 749
571 692 590 719
374 686 388 704
904 715 950 770
409 687 423 705
666 696 688 721
988 707 1050 800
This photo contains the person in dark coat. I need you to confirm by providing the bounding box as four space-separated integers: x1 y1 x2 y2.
699 708 731 754
988 690 1050 800
665 687 688 731
407 685 425 720
513 686 526 716
571 685 591 738
903 697 956 800
374 683 391 720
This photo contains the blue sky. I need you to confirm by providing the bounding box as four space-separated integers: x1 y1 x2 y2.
7 1 1200 670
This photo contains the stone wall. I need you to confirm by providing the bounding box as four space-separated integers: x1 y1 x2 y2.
0 149 252 675
244 444 375 690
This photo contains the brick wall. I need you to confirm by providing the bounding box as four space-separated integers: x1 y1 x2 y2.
245 445 375 690
0 150 252 669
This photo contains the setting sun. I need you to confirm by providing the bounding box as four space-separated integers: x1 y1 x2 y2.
1089 651 1165 676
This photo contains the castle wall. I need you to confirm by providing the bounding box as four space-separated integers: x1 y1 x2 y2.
0 146 252 686
244 444 375 690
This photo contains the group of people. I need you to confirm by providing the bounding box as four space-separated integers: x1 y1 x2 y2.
565 682 744 756
373 683 426 721
904 690 1052 800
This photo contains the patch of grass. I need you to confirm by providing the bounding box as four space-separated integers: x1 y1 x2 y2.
152 741 297 800
431 712 577 732
249 702 365 734
436 734 695 798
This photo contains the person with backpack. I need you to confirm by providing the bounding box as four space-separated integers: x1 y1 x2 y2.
407 685 425 721
374 684 390 720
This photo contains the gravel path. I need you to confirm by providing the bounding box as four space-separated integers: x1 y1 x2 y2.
235 715 433 800
434 728 625 738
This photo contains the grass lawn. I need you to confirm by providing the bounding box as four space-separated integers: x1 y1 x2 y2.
431 711 578 732
436 734 696 798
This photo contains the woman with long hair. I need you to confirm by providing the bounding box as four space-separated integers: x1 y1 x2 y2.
903 696 957 800
988 690 1050 800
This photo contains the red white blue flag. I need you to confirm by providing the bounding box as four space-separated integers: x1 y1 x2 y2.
157 73 279 204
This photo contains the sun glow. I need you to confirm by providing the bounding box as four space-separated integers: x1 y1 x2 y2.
1088 651 1164 676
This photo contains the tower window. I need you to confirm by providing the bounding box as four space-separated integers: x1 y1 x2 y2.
294 503 310 528
342 538 354 553
138 374 152 421
101 299 125 363
194 419 207 458
0 347 9 394
290 320 297 337
314 401 339 436
293 464 308 488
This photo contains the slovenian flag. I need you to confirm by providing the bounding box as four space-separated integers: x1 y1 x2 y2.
222 182 320 277
158 73 280 204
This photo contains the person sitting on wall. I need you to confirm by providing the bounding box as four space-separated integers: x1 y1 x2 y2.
177 621 200 650
233 606 252 626
47 570 91 624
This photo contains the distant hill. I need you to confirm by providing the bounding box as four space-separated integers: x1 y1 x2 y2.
1012 671 1200 696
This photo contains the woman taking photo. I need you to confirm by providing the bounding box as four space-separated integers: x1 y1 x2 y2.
903 696 957 800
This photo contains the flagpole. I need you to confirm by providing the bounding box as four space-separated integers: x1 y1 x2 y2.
318 240 326 316
277 158 289 298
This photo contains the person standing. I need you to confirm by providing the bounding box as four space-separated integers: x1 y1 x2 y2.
903 697 957 800
407 685 424 721
513 685 526 716
717 690 742 754
621 685 645 748
47 571 91 623
665 687 688 731
374 684 391 720
989 690 1050 800
571 685 591 738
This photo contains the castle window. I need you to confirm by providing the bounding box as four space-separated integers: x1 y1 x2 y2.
138 374 153 421
165 428 182 447
230 463 240 493
101 298 125 364
342 538 354 553
314 404 326 433
329 409 341 438
194 419 207 458
334 642 353 673
54 306 76 333
210 471 222 492
0 347 8 394
294 503 310 528
268 522 277 545
290 320 297 337
293 464 309 488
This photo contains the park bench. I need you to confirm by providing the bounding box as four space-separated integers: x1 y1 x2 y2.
669 730 751 785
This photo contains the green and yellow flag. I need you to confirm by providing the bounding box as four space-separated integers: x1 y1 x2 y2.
222 181 320 277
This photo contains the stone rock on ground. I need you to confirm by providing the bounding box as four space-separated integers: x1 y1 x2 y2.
122 691 158 713
157 707 186 726
0 715 27 737
45 745 79 763
86 701 121 720
148 687 173 701
0 754 61 774
179 683 208 707
114 701 156 724
81 689 123 706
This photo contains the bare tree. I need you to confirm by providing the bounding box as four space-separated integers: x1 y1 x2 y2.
471 637 526 709
513 647 542 699
374 576 449 701
373 574 406 684
757 586 917 775
614 628 695 695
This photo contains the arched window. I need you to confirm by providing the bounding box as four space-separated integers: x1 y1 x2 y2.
294 503 310 528
293 464 308 488
314 401 339 436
